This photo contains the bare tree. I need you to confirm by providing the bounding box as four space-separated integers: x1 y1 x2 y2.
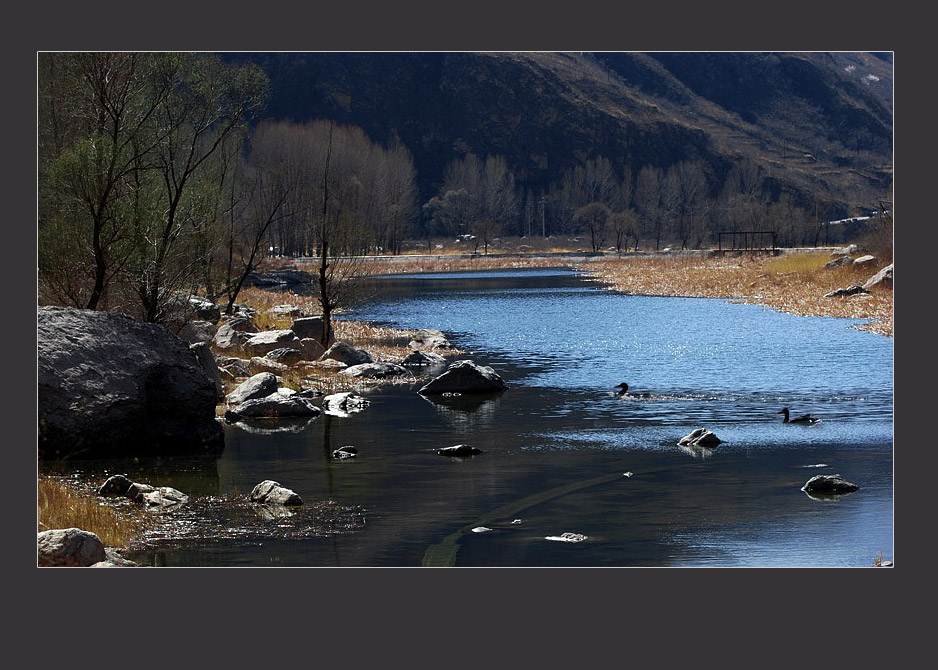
573 202 611 252
219 140 291 315
665 161 708 249
609 208 640 252
635 165 663 250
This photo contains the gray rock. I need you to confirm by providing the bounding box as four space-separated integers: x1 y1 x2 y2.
220 314 259 333
266 347 306 365
320 341 374 366
802 474 860 494
824 285 869 298
401 350 447 367
863 263 893 290
250 480 303 506
91 548 138 567
242 329 301 357
409 328 452 350
38 528 107 567
38 306 224 459
188 296 221 323
216 356 251 378
98 474 134 496
127 483 189 508
298 337 327 360
340 362 409 379
291 316 332 343
190 341 224 399
227 372 280 406
853 254 877 266
249 356 289 375
824 255 851 269
677 428 723 448
179 320 217 344
212 320 254 352
438 444 482 457
231 392 322 419
418 360 508 395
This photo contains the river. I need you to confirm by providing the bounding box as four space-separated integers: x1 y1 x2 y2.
50 268 895 567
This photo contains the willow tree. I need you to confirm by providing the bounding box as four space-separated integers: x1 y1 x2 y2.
38 53 175 310
38 52 268 322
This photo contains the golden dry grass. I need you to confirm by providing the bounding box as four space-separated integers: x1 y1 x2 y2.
38 475 151 548
583 253 893 337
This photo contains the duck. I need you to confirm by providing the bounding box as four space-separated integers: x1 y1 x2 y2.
615 382 653 399
778 407 821 425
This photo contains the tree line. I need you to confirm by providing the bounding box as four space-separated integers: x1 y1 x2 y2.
39 52 869 330
423 153 844 253
38 53 417 334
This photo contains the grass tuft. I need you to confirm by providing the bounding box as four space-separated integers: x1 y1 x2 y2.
38 475 151 549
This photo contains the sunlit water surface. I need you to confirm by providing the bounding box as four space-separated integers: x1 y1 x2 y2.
46 268 893 567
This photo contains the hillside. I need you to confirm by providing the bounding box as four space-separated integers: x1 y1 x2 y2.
225 51 893 218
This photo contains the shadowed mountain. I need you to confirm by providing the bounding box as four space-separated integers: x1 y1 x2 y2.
225 52 893 216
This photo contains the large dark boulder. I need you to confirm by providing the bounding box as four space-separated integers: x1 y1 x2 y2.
418 359 508 395
38 307 224 459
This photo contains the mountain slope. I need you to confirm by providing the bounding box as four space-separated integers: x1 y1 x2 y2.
226 51 893 216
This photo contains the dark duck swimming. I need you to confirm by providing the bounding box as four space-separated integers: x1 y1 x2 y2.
615 382 652 398
778 407 821 425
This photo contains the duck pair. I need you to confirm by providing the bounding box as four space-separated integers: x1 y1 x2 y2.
616 383 821 425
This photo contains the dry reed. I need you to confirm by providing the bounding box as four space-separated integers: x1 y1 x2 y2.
37 475 150 548
583 253 892 336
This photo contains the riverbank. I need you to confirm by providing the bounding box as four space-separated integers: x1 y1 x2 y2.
339 250 892 337
582 253 893 337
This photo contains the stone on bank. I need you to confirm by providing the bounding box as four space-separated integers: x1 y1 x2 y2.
38 306 224 459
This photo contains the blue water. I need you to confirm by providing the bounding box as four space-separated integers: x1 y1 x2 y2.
104 267 893 567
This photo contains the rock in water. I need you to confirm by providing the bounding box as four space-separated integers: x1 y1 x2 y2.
250 480 303 506
418 360 508 395
226 372 279 406
677 428 723 448
38 306 224 459
802 474 860 494
437 444 482 457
